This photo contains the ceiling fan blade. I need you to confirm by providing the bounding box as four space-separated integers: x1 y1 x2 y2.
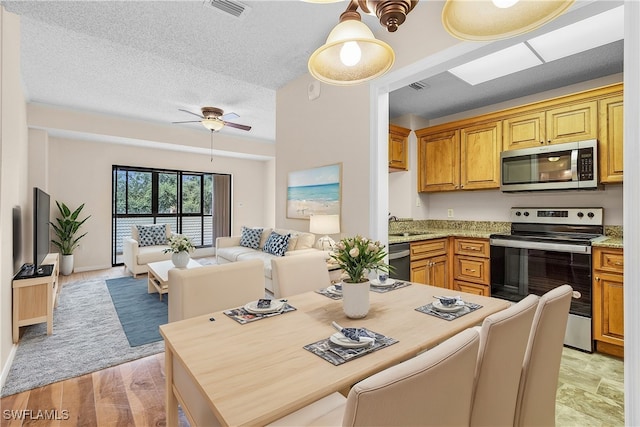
172 120 202 124
220 112 240 121
178 108 204 119
224 121 252 131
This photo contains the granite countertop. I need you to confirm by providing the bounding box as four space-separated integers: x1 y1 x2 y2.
388 220 624 249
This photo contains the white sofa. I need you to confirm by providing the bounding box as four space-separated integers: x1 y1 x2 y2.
216 227 320 294
123 224 173 277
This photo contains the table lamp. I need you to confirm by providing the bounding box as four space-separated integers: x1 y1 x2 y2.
310 214 340 251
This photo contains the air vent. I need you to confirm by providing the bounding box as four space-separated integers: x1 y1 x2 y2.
408 80 430 91
204 0 251 19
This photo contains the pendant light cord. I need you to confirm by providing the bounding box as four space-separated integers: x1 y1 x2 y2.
210 130 214 163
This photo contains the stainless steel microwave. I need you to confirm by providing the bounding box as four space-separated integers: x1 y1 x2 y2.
500 140 598 192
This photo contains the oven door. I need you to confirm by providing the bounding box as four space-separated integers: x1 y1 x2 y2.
490 238 593 351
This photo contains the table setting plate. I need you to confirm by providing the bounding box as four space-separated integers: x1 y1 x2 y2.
370 278 396 288
244 299 286 314
329 332 374 348
326 285 342 295
432 300 465 312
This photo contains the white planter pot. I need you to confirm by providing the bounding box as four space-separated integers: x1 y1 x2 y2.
172 251 190 268
60 254 74 276
342 280 370 319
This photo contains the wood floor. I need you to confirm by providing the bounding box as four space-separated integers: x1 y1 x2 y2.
1 261 625 426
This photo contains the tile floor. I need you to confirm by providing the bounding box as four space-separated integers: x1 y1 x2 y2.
557 347 624 426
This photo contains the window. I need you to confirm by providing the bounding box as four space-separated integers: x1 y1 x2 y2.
112 166 231 265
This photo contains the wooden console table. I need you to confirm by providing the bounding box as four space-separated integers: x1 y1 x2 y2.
12 253 60 343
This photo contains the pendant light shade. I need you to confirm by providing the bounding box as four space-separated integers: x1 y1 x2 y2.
442 0 575 41
308 11 395 86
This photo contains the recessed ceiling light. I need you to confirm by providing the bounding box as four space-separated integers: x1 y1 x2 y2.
449 43 542 86
527 6 624 62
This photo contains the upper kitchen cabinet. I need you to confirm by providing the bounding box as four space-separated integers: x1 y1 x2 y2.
416 121 501 193
502 101 598 150
598 94 624 184
388 124 411 172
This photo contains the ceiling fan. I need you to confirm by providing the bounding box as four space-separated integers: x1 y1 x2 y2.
172 107 252 132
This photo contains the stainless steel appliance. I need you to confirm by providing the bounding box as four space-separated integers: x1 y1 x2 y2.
490 207 605 352
389 242 411 281
500 140 598 192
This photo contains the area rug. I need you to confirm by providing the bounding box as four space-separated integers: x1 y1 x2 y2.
105 276 167 347
1 277 165 397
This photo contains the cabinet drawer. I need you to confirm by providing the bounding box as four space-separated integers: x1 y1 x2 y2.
453 238 489 258
453 280 489 296
454 256 490 285
410 239 447 260
593 248 624 273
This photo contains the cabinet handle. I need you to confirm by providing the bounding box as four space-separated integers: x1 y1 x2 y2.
465 269 477 273
596 276 600 281
540 140 544 144
463 246 481 251
548 140 551 144
614 261 623 266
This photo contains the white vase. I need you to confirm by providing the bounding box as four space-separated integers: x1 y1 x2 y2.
172 251 190 268
342 280 370 319
60 254 74 276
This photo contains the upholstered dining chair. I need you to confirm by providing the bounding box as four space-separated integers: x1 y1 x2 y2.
268 327 480 427
514 284 573 427
271 252 331 298
167 258 265 322
470 294 540 427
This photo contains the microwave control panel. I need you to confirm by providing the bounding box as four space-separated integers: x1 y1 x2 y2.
578 148 594 181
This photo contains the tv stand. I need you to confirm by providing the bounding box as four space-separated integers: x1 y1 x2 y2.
12 253 60 343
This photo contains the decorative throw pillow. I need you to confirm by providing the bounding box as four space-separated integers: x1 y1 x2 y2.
263 232 291 257
240 226 263 249
136 224 167 247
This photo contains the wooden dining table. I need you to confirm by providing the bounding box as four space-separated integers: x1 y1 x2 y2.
159 283 511 427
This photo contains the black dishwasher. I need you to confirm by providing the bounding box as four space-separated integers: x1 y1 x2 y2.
388 242 411 281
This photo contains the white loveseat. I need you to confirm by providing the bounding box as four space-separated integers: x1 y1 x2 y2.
216 227 320 294
123 224 173 277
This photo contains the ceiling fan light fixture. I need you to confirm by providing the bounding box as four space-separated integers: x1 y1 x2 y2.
308 10 395 85
202 118 225 131
441 0 575 41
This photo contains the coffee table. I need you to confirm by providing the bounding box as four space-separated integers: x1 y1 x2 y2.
147 259 202 301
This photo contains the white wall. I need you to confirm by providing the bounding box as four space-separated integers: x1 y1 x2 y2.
389 74 625 225
1 6 29 388
47 136 272 271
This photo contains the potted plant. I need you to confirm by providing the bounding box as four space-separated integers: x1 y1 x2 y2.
50 201 90 276
330 235 390 318
163 234 195 268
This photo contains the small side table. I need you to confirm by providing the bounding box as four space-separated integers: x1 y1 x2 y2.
147 259 202 301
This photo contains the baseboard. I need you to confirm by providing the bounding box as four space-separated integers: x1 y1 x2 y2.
1 343 18 393
73 264 113 273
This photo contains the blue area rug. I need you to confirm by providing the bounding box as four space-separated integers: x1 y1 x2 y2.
106 276 167 347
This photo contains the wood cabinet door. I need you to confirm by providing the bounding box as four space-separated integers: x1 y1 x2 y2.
460 121 502 190
593 272 624 346
410 259 428 285
598 94 624 183
502 111 546 150
388 134 408 171
545 101 598 144
418 130 459 192
430 255 449 289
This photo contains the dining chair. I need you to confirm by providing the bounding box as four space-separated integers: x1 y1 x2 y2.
268 327 480 426
271 252 331 298
167 258 265 322
469 294 540 427
514 284 573 427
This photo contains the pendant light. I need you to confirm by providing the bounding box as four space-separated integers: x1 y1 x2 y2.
442 0 575 41
308 9 394 85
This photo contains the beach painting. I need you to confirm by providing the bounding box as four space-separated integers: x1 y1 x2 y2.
287 163 341 219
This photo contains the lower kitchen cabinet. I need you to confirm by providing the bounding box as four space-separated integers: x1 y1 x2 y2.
452 238 490 296
593 247 624 357
410 239 448 288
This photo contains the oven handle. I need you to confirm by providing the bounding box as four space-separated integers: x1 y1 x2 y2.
490 238 592 254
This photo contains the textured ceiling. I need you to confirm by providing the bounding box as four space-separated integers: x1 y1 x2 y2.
3 0 624 146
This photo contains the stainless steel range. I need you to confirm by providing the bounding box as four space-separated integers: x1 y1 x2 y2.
490 207 605 352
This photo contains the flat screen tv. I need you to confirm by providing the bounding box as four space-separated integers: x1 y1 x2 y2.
33 187 53 275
